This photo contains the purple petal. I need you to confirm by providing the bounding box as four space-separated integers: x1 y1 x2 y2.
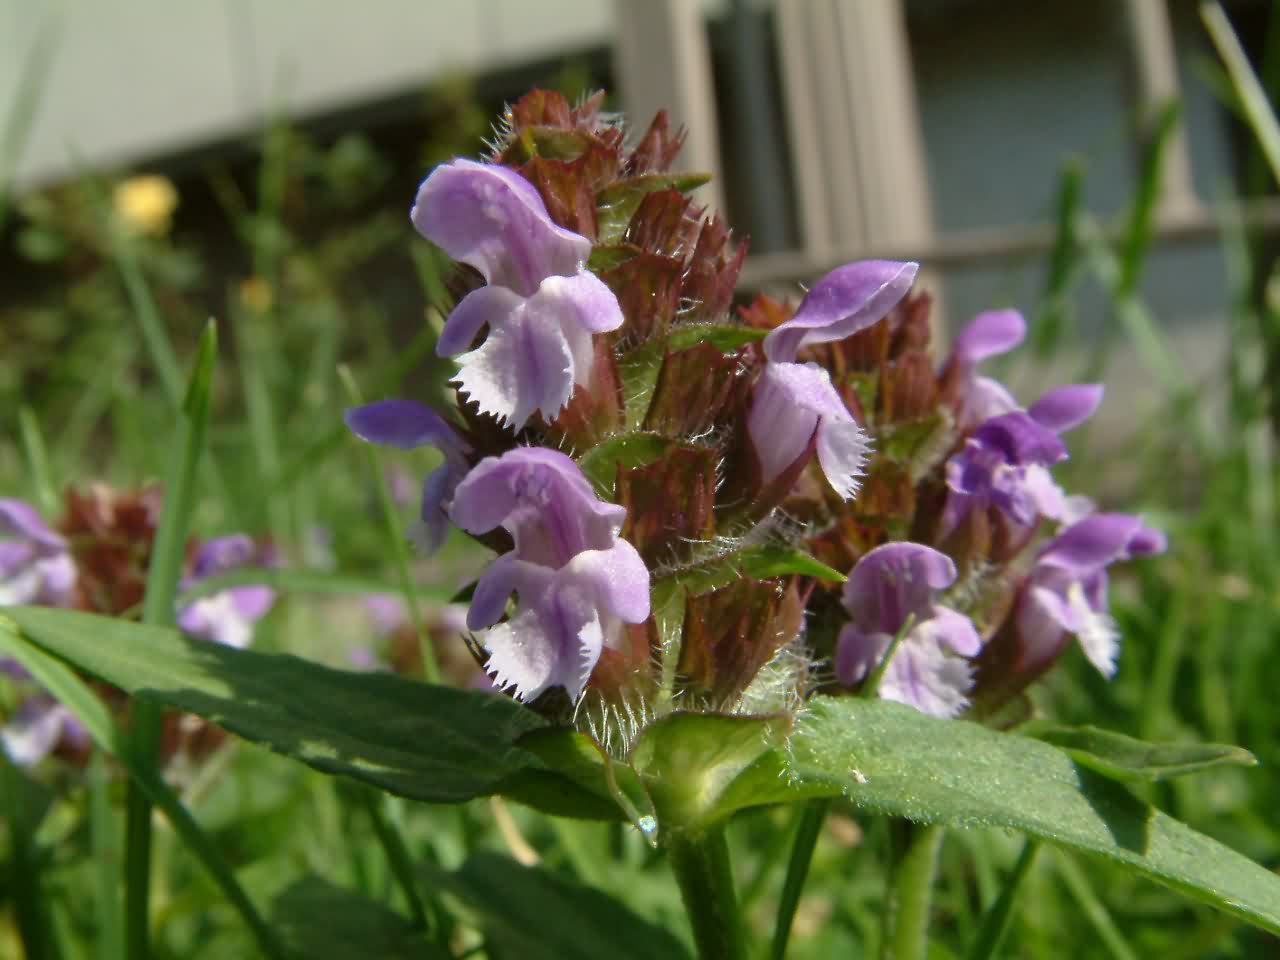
562 538 651 625
468 554 548 631
416 462 463 554
920 605 981 657
344 399 467 454
1038 513 1145 573
450 449 625 567
834 624 890 686
1 697 77 766
1126 524 1167 557
958 375 1019 430
189 534 255 580
1028 384 1104 433
842 542 957 636
412 158 590 297
950 309 1025 366
437 285 524 356
972 412 1067 466
763 261 918 363
749 361 868 498
452 300 575 430
877 636 974 718
0 498 66 553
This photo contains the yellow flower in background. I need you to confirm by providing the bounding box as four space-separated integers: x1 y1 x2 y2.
113 174 179 236
239 276 273 314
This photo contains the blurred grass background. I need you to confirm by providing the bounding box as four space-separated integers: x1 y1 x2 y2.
2 19 1280 960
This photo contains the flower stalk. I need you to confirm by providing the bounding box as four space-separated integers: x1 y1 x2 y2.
885 823 945 960
667 827 748 960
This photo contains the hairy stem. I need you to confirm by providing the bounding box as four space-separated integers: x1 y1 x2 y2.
884 822 944 960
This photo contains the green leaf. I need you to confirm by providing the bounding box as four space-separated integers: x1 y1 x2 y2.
665 325 767 353
2 606 544 804
737 544 846 582
0 622 289 960
597 172 713 244
630 712 792 834
784 696 1280 936
271 876 450 960
577 432 675 498
1020 723 1257 782
429 851 693 960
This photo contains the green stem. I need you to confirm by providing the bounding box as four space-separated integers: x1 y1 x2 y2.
359 789 429 930
965 838 1040 960
668 829 747 960
885 823 944 960
770 798 831 960
125 323 217 960
89 751 124 960
339 367 443 685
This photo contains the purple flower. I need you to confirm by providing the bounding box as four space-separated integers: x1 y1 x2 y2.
1 694 89 766
176 535 275 649
835 542 981 717
747 261 914 499
748 362 870 499
0 498 76 608
942 411 1069 533
450 448 650 702
1015 513 1166 678
345 399 473 552
413 159 624 430
942 309 1025 430
1027 383 1104 433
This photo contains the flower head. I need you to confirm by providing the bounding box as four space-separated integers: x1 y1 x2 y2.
414 159 624 429
835 542 981 717
0 499 76 608
450 448 649 701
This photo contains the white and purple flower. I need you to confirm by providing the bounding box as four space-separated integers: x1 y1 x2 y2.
748 260 917 498
835 542 981 717
0 498 76 608
176 535 275 650
1015 512 1166 678
940 309 1026 430
449 448 650 702
414 159 625 430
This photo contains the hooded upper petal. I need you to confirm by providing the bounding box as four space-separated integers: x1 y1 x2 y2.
842 542 958 636
450 448 625 567
411 158 590 297
763 261 918 363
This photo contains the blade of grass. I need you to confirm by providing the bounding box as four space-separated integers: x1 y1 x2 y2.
1201 2 1280 187
965 839 1041 960
339 365 442 684
1053 851 1139 960
769 798 831 960
0 622 288 960
357 787 430 930
1033 159 1086 358
0 13 60 233
18 406 58 517
1 748 55 960
124 321 217 960
270 320 439 495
